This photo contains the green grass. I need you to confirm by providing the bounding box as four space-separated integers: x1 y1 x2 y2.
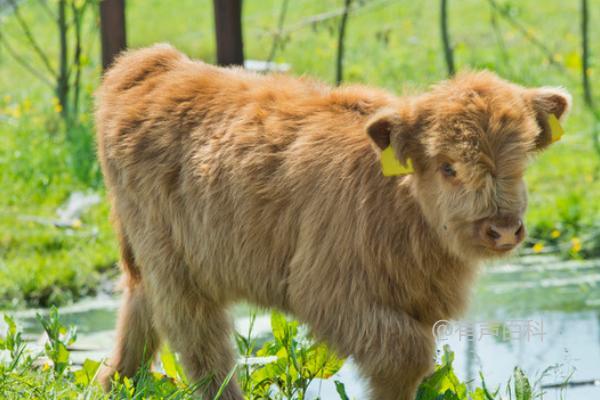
0 309 549 400
1 0 600 308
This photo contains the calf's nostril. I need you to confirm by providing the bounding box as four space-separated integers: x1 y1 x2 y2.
486 227 501 240
515 223 524 237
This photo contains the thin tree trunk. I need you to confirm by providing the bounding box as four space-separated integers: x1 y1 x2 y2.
100 0 127 70
71 1 87 121
266 0 290 68
335 0 352 85
213 0 244 66
580 0 600 158
581 0 593 107
57 0 69 120
440 0 455 76
489 6 510 71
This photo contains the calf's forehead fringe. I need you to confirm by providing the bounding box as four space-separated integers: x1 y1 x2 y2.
418 71 537 182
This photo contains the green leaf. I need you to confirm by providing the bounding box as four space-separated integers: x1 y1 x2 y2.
159 343 179 380
56 342 70 365
513 367 532 400
271 311 298 345
479 371 499 400
306 343 344 379
335 380 350 400
271 312 288 343
3 314 16 337
417 346 466 399
213 366 238 400
73 358 101 387
470 388 487 400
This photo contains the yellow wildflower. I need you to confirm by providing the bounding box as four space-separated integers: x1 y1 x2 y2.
533 242 544 253
10 105 21 119
571 237 581 253
51 97 63 113
551 230 561 239
22 98 32 112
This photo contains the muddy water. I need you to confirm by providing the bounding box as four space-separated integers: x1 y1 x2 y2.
11 256 600 399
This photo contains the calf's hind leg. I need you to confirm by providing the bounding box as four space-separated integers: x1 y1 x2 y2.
97 226 160 390
98 279 160 390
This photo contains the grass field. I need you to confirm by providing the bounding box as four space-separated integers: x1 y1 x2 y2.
1 0 600 309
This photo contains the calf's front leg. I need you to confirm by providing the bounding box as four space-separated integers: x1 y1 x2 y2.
315 307 435 400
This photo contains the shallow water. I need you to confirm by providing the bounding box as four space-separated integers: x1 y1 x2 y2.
10 256 600 399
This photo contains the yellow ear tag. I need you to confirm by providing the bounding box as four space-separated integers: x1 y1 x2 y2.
548 114 564 143
380 146 413 176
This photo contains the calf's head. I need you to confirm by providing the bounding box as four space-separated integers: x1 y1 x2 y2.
367 72 571 259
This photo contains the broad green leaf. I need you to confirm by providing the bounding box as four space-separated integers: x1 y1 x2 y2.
470 388 487 400
417 346 466 399
270 311 298 345
514 367 532 400
56 342 70 365
306 343 344 379
73 358 100 387
160 344 179 380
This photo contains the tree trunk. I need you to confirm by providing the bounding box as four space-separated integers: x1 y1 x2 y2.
57 0 69 120
335 0 352 85
213 0 244 66
440 0 455 76
100 0 127 70
581 0 593 107
71 1 85 120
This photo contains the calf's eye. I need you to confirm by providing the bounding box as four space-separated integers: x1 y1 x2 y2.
441 162 457 178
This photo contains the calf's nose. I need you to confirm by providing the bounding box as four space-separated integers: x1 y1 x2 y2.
483 218 525 250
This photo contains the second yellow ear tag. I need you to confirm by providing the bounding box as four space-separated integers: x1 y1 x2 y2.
548 114 564 143
380 146 413 176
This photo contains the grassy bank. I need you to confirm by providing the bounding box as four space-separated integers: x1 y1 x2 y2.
1 0 600 308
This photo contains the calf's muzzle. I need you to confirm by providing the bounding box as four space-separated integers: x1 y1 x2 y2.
478 215 525 252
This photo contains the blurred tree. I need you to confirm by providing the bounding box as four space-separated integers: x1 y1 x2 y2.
266 0 289 67
0 0 93 123
100 0 127 70
213 0 244 66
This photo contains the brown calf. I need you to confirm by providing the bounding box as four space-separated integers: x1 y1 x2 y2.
95 44 570 399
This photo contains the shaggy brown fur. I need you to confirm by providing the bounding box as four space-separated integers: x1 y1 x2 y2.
95 44 571 399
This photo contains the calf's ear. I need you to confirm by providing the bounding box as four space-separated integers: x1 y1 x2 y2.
526 87 572 151
366 109 422 166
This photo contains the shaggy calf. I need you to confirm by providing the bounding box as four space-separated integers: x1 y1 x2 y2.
95 45 570 399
